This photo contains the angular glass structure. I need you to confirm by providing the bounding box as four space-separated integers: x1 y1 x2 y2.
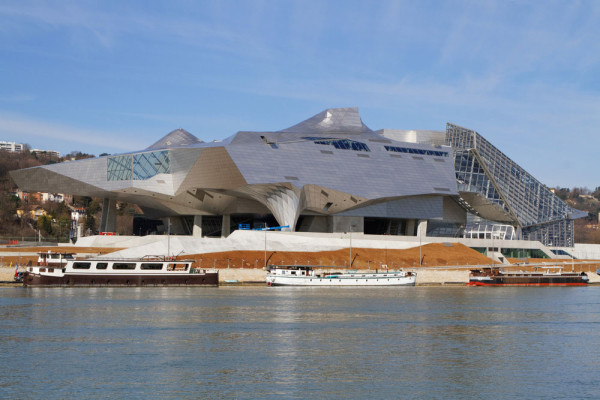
107 155 133 181
446 123 582 247
107 151 170 181
133 151 170 180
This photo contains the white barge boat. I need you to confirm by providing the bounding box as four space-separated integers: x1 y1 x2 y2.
266 265 416 286
24 253 218 287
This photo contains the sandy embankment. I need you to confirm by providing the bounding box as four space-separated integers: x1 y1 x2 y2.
2 243 598 285
0 267 17 281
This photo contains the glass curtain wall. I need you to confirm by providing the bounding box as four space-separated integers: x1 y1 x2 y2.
446 123 577 247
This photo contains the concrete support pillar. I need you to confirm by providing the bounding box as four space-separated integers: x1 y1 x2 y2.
99 198 117 233
193 215 203 237
221 214 231 237
417 220 428 238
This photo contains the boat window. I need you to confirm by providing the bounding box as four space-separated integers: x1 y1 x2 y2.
141 263 164 270
113 263 136 270
73 262 91 269
48 268 54 273
167 263 188 271
96 263 108 270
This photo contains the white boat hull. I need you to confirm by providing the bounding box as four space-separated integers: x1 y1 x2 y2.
266 272 416 286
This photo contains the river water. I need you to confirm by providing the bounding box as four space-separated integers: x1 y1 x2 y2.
1 286 599 399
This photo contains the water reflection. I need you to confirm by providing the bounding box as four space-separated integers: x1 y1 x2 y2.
1 286 599 399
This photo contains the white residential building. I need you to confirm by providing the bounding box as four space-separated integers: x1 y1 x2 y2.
0 141 24 152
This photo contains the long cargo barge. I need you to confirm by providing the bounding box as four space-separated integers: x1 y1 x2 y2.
266 265 416 286
24 253 218 287
468 266 588 286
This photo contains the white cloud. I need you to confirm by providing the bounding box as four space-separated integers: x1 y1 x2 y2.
0 1 276 58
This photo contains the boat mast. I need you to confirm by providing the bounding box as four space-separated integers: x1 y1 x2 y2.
167 217 171 258
349 230 352 268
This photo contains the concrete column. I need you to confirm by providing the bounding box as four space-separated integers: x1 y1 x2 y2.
99 198 117 233
221 214 231 237
417 220 428 238
515 226 522 240
193 215 203 237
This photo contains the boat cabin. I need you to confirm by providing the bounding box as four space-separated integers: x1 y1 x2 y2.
37 252 75 267
268 265 316 277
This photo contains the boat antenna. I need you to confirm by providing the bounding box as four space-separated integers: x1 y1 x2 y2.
351 253 359 268
265 251 277 268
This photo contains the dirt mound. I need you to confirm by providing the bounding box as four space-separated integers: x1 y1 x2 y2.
186 242 492 269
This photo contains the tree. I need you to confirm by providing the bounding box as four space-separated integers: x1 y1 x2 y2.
68 151 94 160
84 214 96 233
10 194 20 209
37 215 53 235
553 187 569 201
86 200 101 215
57 215 71 240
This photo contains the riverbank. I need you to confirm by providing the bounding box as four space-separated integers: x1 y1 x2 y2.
3 241 599 286
3 266 599 286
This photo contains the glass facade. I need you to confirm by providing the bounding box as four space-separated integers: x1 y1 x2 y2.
107 151 170 181
107 155 133 181
463 223 516 240
500 247 550 259
446 123 578 247
453 150 510 214
133 151 170 180
384 146 449 157
303 137 370 152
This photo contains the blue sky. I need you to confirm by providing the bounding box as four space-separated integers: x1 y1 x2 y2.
1 0 599 187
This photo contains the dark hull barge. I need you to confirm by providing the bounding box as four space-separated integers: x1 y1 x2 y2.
24 254 218 287
468 267 588 286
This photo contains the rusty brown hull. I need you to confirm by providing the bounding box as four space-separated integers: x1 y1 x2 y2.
468 273 588 286
23 272 218 287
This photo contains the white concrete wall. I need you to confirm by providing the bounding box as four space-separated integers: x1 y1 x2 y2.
74 230 560 262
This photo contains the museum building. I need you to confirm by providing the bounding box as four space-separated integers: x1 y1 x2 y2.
10 107 584 247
